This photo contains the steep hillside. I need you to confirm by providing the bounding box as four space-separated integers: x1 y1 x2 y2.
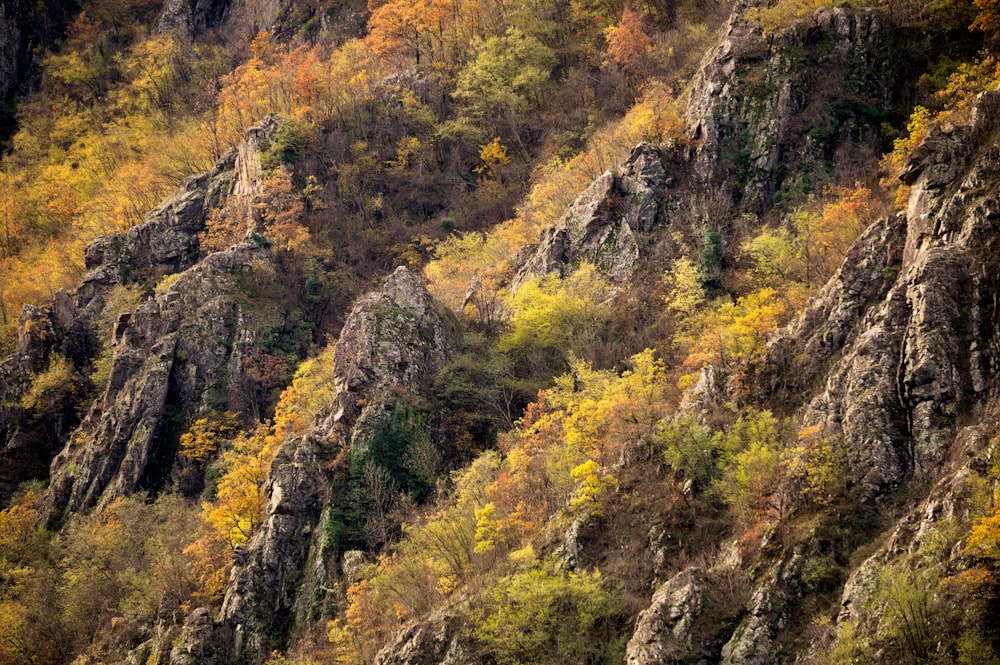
2 0 1000 664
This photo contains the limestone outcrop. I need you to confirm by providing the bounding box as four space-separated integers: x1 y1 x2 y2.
514 142 666 286
201 266 459 664
0 120 290 515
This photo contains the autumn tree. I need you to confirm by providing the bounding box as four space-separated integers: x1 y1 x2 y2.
20 355 84 417
680 288 789 378
256 166 311 252
475 137 512 180
180 412 240 466
183 424 277 603
59 495 201 657
781 424 847 508
660 414 718 488
603 7 651 80
470 567 624 665
709 410 794 530
452 28 556 148
663 256 705 318
366 0 450 66
793 185 879 284
556 349 673 465
499 262 615 380
972 0 1000 31
423 216 533 313
967 503 1000 565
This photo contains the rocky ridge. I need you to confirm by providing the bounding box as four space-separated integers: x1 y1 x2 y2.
622 83 1000 665
683 2 903 216
0 120 303 514
512 1 906 292
176 265 459 664
513 142 666 286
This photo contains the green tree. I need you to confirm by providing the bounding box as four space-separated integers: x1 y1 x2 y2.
499 262 615 380
742 226 800 286
660 414 718 488
664 256 705 318
713 410 790 525
453 28 556 148
470 567 624 665
699 227 723 295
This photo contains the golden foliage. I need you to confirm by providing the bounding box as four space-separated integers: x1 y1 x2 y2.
972 0 1000 30
680 288 789 375
179 412 240 465
21 355 82 415
185 344 335 602
475 137 513 178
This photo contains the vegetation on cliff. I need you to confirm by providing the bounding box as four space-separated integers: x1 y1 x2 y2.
2 0 1000 663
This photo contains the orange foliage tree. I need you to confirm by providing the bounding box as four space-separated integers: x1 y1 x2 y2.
972 0 1000 31
604 7 651 79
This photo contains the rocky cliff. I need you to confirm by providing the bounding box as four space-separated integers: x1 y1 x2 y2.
171 265 459 664
3 0 999 662
624 62 1000 665
495 3 1000 665
0 119 325 516
513 1 906 291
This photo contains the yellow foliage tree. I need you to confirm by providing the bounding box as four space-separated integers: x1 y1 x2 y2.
475 137 512 179
568 459 618 517
179 412 240 466
499 262 615 370
681 288 789 375
967 506 1000 564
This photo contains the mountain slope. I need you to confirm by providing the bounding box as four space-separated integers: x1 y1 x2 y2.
2 0 1000 664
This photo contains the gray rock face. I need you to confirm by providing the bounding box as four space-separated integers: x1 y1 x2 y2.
626 568 708 665
169 608 220 665
514 143 665 286
211 266 458 665
628 8 996 665
684 4 899 217
762 214 907 398
764 88 1000 497
329 265 458 441
28 120 285 517
157 0 230 38
47 241 286 517
375 613 467 665
157 0 295 47
835 427 991 644
663 81 1000 665
0 160 224 502
719 555 804 665
676 87 1000 665
515 3 902 295
82 174 206 285
217 434 324 662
